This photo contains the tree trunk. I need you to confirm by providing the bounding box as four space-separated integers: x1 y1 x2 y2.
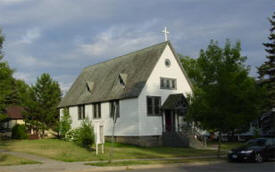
217 131 222 158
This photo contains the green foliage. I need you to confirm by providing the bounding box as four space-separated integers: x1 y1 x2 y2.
59 108 72 138
258 11 275 111
24 73 62 136
186 40 265 133
78 119 95 148
65 128 81 142
65 119 94 148
11 124 27 139
0 29 15 121
180 55 202 88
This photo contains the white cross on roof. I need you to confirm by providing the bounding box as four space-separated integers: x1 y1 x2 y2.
162 27 170 41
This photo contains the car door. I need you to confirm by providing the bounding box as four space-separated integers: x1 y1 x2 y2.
265 138 275 159
271 138 275 158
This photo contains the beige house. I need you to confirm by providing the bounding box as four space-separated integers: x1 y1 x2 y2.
0 105 25 135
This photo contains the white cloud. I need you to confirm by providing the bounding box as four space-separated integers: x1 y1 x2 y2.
19 28 41 44
15 55 52 67
13 72 34 83
0 0 29 5
78 23 161 58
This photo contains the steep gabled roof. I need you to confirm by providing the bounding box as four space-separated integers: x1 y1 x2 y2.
59 41 169 107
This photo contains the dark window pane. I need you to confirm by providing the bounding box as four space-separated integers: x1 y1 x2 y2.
154 98 160 115
172 80 175 89
116 101 120 117
160 78 164 88
78 106 81 120
166 79 170 88
83 105 85 119
93 104 97 118
110 102 114 118
98 103 101 118
147 97 153 115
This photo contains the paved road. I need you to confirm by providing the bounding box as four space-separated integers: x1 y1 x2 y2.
124 162 275 172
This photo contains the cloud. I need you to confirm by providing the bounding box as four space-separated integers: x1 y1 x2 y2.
19 28 41 44
78 23 161 58
13 71 35 83
15 55 52 67
0 0 29 5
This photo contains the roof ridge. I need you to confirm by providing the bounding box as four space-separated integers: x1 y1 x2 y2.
83 41 169 71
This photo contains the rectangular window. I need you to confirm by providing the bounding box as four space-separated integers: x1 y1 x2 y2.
110 100 120 118
93 103 101 119
160 77 177 90
147 96 161 116
78 105 85 120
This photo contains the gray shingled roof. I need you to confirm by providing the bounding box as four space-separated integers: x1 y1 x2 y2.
161 94 188 110
59 41 192 108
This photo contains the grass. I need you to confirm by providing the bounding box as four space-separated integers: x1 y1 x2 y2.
0 139 218 162
0 153 39 166
86 158 225 167
207 141 243 151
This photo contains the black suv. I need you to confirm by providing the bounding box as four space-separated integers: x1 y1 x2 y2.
228 138 275 162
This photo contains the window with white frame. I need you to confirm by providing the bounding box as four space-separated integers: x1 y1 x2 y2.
147 96 161 116
78 105 85 120
160 77 177 90
93 103 101 119
110 100 120 118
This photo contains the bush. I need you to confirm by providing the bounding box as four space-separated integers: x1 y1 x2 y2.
11 124 27 139
65 128 81 142
59 108 72 138
78 119 95 148
65 119 94 149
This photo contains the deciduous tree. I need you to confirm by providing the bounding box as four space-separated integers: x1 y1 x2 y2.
185 40 265 156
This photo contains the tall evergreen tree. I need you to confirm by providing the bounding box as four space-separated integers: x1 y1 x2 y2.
258 12 275 109
0 29 14 120
24 73 62 136
257 12 275 136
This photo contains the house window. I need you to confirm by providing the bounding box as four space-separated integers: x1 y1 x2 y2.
78 105 85 120
160 78 177 90
147 96 161 116
93 103 101 119
165 59 171 67
110 101 120 118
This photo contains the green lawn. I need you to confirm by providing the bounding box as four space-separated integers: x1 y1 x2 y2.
0 139 219 162
207 141 243 151
0 153 39 166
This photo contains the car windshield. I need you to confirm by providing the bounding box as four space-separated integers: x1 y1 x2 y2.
246 139 266 147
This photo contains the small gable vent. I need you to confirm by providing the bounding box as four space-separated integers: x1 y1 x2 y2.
86 81 94 93
118 73 127 88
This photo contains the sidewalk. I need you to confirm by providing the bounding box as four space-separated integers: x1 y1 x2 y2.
0 150 225 172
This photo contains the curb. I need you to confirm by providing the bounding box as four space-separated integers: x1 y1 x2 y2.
81 160 226 172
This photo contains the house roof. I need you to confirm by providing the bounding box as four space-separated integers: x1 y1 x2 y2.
59 41 192 108
5 105 24 119
161 94 188 111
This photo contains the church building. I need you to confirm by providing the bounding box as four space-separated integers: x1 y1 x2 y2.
59 41 193 146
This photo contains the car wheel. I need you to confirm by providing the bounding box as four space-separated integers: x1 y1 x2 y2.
255 153 263 163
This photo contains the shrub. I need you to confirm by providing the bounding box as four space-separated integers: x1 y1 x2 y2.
65 119 94 149
11 124 27 139
65 128 81 142
59 108 72 138
78 119 95 148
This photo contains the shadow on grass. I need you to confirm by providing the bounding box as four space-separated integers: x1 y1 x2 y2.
0 154 7 162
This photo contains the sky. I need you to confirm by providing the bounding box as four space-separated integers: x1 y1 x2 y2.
0 0 274 93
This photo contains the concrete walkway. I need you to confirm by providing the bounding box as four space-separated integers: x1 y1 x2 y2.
0 150 224 172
